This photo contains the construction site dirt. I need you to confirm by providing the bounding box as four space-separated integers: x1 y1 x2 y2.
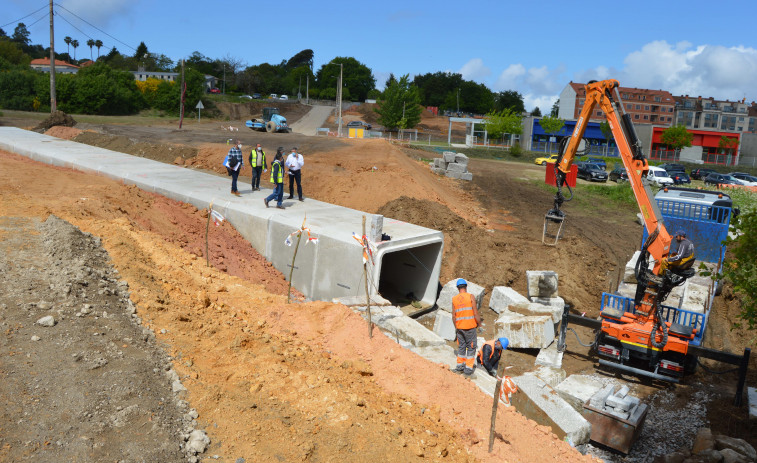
1 109 755 461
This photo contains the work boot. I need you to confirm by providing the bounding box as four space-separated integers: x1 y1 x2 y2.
463 368 475 378
287 195 294 199
276 205 285 210
264 198 269 208
451 365 465 374
298 198 304 202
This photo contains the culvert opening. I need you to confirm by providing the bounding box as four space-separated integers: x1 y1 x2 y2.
377 242 442 308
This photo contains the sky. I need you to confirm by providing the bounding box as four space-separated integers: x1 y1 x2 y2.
4 0 757 112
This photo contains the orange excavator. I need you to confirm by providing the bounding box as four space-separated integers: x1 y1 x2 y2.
549 80 750 396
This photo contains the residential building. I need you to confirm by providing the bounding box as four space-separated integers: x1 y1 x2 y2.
673 95 755 134
29 58 79 74
558 82 675 126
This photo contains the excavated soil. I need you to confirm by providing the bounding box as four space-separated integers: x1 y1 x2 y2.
33 110 77 132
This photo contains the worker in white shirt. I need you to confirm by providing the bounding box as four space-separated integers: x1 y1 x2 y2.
286 147 305 202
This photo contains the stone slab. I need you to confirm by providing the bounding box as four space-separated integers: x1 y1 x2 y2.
445 170 463 179
454 153 469 167
333 294 391 307
432 310 456 341
436 279 486 312
616 282 637 300
510 374 591 445
530 365 566 389
443 151 457 163
446 163 468 173
681 282 709 315
459 172 473 181
431 167 446 175
555 375 606 413
489 286 530 314
433 158 447 168
494 312 554 349
508 302 563 324
526 271 559 298
374 313 446 348
589 384 615 409
530 297 565 310
535 341 564 369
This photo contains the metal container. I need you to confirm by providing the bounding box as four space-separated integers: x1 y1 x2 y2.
582 402 648 454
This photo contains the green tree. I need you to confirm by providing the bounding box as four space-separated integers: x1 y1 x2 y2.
660 124 693 157
71 39 79 61
721 209 757 329
286 49 314 70
532 106 542 117
86 39 95 60
0 39 29 65
718 135 739 156
0 63 37 110
11 23 30 48
494 90 524 113
58 63 144 114
315 57 375 102
550 99 560 117
484 108 523 140
0 28 7 38
374 74 421 130
135 41 148 60
600 121 613 155
412 71 462 108
540 116 566 153
94 39 103 59
64 36 72 57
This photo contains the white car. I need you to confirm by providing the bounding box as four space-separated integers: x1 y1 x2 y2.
279 94 289 100
647 166 674 186
728 172 757 186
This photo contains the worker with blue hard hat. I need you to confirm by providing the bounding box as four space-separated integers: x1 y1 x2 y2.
450 277 481 377
477 337 509 377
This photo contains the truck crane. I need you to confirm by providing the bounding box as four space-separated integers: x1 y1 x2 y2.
548 80 750 395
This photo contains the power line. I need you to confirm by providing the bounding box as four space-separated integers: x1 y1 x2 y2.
54 9 95 42
54 3 136 52
24 10 50 30
1 2 48 29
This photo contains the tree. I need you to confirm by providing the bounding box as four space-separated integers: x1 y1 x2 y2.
413 71 462 108
0 40 29 66
540 116 566 153
94 40 103 59
71 39 79 61
484 108 523 141
374 74 421 130
0 28 7 38
286 49 314 70
660 124 693 158
315 57 376 102
600 121 613 155
532 107 542 117
87 39 95 60
494 90 525 113
718 135 739 157
135 41 148 60
11 23 30 48
721 209 757 329
64 36 72 57
550 99 560 117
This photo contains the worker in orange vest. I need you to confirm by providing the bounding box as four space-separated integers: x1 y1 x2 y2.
450 278 481 377
477 337 509 377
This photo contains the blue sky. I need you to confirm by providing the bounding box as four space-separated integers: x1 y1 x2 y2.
5 0 757 111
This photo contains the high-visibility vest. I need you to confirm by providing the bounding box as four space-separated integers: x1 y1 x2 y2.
452 292 477 330
270 160 283 183
477 340 498 364
250 149 266 167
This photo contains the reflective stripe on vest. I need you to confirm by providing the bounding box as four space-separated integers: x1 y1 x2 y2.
270 161 283 183
452 293 476 330
250 149 265 167
477 340 497 364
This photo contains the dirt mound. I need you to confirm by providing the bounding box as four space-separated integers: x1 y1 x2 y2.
33 110 76 132
72 131 197 164
44 125 84 139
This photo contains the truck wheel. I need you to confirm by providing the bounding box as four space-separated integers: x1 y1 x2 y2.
266 121 276 133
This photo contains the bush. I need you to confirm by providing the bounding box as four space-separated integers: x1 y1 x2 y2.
509 143 522 157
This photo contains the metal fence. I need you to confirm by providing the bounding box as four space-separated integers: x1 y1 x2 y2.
531 141 619 156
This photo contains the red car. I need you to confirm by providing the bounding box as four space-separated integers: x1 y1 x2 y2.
209 88 221 94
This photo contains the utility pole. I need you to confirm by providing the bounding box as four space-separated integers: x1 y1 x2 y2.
222 64 225 94
337 63 343 137
306 74 309 105
48 0 56 112
179 59 185 128
457 88 460 114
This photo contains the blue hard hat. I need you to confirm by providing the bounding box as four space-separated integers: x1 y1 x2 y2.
498 337 509 350
456 278 467 287
674 229 686 238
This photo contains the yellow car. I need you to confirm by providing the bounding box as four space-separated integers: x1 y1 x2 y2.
534 154 559 166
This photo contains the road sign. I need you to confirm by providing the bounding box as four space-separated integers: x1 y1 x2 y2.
195 100 204 109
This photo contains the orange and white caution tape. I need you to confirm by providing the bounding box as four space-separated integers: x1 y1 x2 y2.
285 226 318 246
498 376 518 406
210 210 224 227
352 232 375 265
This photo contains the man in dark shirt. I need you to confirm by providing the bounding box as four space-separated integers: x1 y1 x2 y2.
660 229 695 274
477 337 509 377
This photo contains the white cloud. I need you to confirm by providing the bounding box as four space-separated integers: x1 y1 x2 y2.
494 64 525 90
458 58 491 81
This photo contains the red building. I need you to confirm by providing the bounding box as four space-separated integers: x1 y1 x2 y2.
559 82 676 126
651 127 741 164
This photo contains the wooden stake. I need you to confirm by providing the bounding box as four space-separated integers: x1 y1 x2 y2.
363 215 373 338
205 203 213 267
488 358 507 453
287 217 307 303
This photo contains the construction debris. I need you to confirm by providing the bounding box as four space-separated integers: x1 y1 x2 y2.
430 151 473 181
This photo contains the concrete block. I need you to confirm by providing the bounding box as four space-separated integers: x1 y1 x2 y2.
749 387 757 421
526 270 559 298
555 375 606 412
436 279 486 312
367 306 404 324
615 384 630 398
507 302 563 324
606 395 633 412
375 313 446 348
432 310 456 341
459 172 473 181
408 343 456 366
665 283 685 308
489 286 529 314
628 403 647 425
446 162 468 173
535 341 564 369
680 282 708 314
510 374 591 445
333 294 391 307
589 384 615 409
368 214 383 242
431 167 446 175
494 312 554 349
454 153 469 167
445 170 463 179
623 251 656 284
442 151 456 163
530 297 565 310
616 282 637 300
531 365 566 389
433 158 447 168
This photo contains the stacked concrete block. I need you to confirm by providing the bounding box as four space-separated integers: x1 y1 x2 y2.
508 302 563 324
510 374 591 445
432 310 456 341
530 296 565 310
489 286 530 314
588 384 645 422
526 271 559 298
430 151 473 181
436 279 486 312
494 311 555 349
555 375 606 412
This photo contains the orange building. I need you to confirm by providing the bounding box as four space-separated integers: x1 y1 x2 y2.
558 82 676 126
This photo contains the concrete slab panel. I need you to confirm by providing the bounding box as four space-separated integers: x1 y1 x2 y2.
454 153 469 167
445 171 463 179
446 163 467 173
681 282 708 314
431 167 446 175
459 172 473 181
526 270 559 298
376 315 446 348
436 279 486 312
443 151 456 163
535 341 564 369
530 297 565 310
432 310 456 341
529 365 566 388
332 294 392 307
494 312 554 349
555 375 606 413
507 302 563 324
489 286 529 314
510 374 591 445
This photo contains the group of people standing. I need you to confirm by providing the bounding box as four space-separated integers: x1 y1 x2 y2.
223 140 305 209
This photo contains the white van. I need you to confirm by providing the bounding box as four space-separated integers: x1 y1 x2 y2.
647 166 674 186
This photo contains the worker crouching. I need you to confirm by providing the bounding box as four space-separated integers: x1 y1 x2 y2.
477 337 509 377
450 278 481 377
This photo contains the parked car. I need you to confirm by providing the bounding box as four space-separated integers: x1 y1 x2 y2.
252 93 261 99
534 154 559 166
583 156 607 170
269 93 278 99
728 172 757 186
670 171 691 185
704 173 742 186
690 168 717 180
577 163 608 182
280 94 289 100
658 163 686 173
209 88 221 94
346 120 372 130
240 94 253 99
646 166 674 186
609 166 628 182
